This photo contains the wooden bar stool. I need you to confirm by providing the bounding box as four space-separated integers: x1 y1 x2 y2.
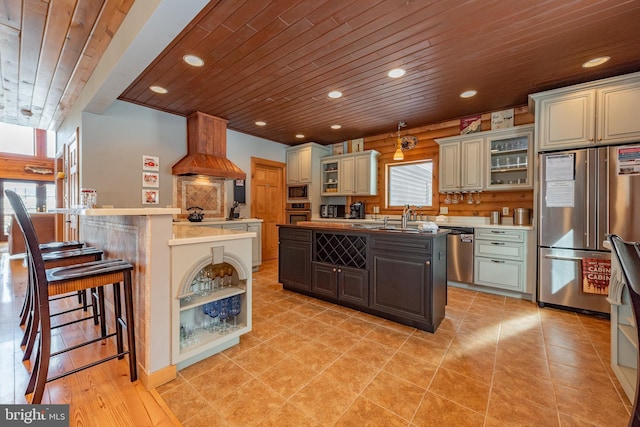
5 189 137 404
21 247 105 361
18 241 87 325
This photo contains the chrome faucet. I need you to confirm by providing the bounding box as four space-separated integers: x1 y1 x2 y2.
401 204 413 229
383 216 389 229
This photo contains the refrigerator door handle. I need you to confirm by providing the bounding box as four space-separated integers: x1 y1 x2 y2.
585 155 590 248
543 254 585 261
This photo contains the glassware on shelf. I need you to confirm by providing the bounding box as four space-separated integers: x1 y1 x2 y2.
219 299 229 334
229 295 241 330
209 301 220 332
226 267 234 287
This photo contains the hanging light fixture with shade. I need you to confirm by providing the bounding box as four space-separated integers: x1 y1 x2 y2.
393 121 406 160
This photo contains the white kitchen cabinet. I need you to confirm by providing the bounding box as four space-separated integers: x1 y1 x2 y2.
321 150 379 196
530 72 640 151
485 125 533 191
286 143 331 184
247 222 262 270
474 228 527 292
435 135 484 192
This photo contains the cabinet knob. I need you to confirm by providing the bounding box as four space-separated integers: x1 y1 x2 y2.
425 260 431 265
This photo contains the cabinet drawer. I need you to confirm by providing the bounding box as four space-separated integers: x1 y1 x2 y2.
475 240 524 261
475 228 524 242
279 227 312 242
474 257 524 292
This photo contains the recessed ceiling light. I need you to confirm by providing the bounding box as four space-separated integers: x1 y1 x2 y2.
582 56 610 68
150 85 168 94
388 68 406 78
328 91 342 99
296 134 305 138
331 125 342 129
255 121 266 126
183 54 204 67
460 90 477 98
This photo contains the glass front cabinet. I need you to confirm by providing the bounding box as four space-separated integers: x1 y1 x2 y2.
485 125 534 191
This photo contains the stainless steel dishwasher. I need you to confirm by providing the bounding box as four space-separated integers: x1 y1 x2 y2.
441 226 474 284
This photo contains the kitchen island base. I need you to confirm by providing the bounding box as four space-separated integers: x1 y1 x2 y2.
278 225 447 332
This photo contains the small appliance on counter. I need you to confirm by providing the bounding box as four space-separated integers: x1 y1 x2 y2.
187 206 204 222
320 204 346 218
349 201 365 219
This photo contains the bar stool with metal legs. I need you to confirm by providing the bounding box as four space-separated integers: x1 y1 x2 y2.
5 189 137 404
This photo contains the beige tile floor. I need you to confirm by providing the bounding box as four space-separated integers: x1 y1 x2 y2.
157 259 631 426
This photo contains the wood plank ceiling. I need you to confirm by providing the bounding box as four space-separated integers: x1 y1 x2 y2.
2 0 640 145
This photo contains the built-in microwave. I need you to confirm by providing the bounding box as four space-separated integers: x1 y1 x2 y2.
287 184 309 201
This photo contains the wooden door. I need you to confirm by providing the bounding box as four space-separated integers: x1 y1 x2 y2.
64 130 79 241
251 158 285 261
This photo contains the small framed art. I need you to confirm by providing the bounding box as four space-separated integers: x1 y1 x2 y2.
143 155 159 171
142 189 159 204
142 171 159 188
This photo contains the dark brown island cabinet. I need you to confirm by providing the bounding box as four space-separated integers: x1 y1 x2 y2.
278 225 448 332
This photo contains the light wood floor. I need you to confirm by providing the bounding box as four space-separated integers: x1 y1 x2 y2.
0 250 181 427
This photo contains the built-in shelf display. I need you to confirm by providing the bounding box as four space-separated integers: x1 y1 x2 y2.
322 161 339 194
486 130 532 190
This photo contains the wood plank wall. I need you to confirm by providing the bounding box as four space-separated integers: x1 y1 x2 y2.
350 106 534 219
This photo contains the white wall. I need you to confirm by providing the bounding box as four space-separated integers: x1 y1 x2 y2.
79 100 286 211
82 101 187 207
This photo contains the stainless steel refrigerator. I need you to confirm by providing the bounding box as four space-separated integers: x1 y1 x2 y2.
538 145 640 314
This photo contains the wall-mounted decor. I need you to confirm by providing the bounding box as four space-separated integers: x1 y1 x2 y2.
351 138 364 152
460 115 482 134
142 171 159 187
491 109 514 130
142 155 159 171
332 142 346 155
143 189 159 204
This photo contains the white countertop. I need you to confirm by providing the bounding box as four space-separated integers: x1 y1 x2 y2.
172 218 263 225
169 225 256 246
311 216 535 231
50 207 181 216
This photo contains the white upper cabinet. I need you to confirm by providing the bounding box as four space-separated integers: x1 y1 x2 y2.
321 150 379 196
286 143 330 184
530 72 640 151
286 145 312 183
435 135 484 192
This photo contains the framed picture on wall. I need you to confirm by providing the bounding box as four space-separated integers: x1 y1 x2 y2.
142 189 159 204
142 155 159 171
142 171 159 187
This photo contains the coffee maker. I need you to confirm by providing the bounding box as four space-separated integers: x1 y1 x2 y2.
349 201 365 219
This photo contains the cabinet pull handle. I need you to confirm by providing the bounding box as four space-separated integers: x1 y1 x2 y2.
491 230 505 234
491 259 505 263
491 242 505 245
425 260 431 265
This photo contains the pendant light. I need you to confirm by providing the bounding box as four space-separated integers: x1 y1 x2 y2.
393 121 406 160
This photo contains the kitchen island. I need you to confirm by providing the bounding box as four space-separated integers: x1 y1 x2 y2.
52 208 254 388
278 223 448 332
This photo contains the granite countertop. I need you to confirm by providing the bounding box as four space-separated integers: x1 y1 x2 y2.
310 216 535 231
168 225 256 246
50 207 181 216
287 221 449 236
172 218 263 225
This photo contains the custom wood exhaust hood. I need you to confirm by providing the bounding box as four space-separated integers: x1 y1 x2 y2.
171 112 246 179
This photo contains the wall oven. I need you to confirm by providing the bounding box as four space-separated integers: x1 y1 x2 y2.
286 184 309 202
285 203 311 224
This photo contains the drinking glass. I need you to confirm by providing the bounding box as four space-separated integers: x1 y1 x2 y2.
452 192 460 204
218 299 229 334
219 269 226 289
226 267 234 287
202 303 211 329
229 295 241 330
467 191 475 204
209 300 220 332
444 193 451 204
